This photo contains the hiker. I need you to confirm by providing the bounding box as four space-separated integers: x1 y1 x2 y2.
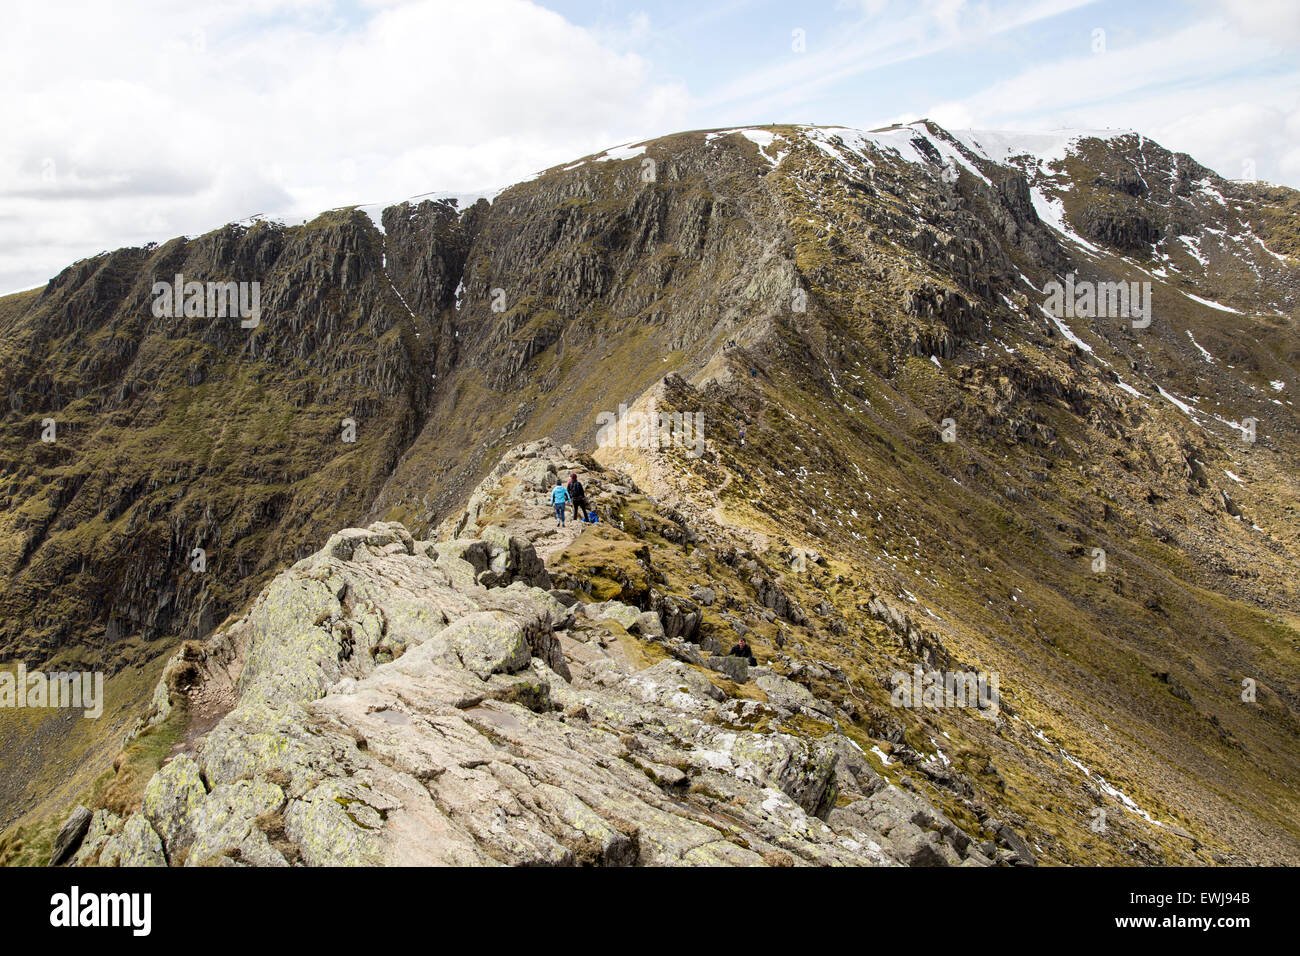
550 479 569 527
567 472 588 522
729 637 757 666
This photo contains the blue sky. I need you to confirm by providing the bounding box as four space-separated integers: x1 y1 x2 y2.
2 0 1297 292
550 0 1298 147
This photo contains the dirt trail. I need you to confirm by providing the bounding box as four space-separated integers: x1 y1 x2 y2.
479 490 590 565
534 513 587 563
704 467 769 553
706 470 733 527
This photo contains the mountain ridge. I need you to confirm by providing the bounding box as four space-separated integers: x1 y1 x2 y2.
2 117 1297 866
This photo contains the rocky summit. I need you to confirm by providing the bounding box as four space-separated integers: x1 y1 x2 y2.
1 121 1298 867
57 444 1010 867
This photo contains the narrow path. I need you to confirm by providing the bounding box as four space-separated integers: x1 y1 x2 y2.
535 515 586 563
704 467 769 553
706 470 734 527
482 496 589 566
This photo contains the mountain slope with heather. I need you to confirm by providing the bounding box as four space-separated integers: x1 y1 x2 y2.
1 120 1297 865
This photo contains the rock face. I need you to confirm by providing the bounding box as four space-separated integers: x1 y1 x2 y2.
0 206 470 672
98 814 166 867
77 516 989 867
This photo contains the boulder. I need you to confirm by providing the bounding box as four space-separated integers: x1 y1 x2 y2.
754 672 820 715
653 593 702 641
819 734 885 796
516 458 558 492
662 638 706 667
887 828 962 867
49 805 92 866
631 612 665 639
99 814 166 867
71 809 123 866
994 820 1038 867
318 524 414 564
593 601 642 631
548 589 578 608
689 586 716 607
142 755 207 858
699 634 724 655
432 539 492 589
187 779 289 867
623 659 727 709
446 611 533 681
707 654 750 683
688 730 839 817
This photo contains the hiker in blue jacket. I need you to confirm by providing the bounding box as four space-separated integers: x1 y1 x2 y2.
550 479 570 527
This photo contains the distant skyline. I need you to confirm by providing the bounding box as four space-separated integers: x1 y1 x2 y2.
3 0 1298 292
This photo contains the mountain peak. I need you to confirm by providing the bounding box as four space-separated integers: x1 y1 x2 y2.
1 110 1297 868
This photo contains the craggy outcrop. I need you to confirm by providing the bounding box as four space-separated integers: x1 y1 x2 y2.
73 516 992 867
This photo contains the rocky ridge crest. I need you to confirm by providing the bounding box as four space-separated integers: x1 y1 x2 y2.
63 443 1019 867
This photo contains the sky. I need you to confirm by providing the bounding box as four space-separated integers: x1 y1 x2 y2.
2 0 1298 293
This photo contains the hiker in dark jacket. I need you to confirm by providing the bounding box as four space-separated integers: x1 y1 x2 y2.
729 637 757 666
567 472 588 522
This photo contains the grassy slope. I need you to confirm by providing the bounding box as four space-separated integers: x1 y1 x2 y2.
0 653 174 863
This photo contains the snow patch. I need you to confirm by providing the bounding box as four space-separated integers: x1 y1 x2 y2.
1032 192 1102 255
950 128 1132 167
1181 291 1241 314
357 187 505 235
1186 330 1216 363
1156 385 1196 416
593 143 647 163
1038 305 1093 353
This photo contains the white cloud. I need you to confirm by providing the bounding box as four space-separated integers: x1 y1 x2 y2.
922 15 1300 185
696 0 1098 125
0 0 689 292
1217 0 1300 47
2 0 1294 294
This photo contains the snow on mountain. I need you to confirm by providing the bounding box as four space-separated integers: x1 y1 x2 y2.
357 187 508 235
948 127 1135 167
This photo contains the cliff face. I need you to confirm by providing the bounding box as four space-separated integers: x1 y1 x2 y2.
365 131 803 528
1 121 1298 864
0 213 431 669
